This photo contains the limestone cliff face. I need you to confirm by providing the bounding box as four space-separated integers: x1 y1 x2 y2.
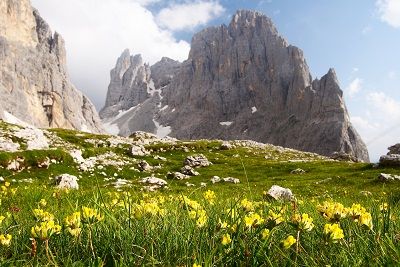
101 10 369 161
0 0 104 133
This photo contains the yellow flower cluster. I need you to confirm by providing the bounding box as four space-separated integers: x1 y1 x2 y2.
64 212 82 237
133 200 166 219
282 235 296 249
82 207 104 225
348 204 373 230
244 212 264 229
221 233 232 246
0 234 12 247
266 209 285 226
291 213 314 231
31 220 61 241
33 209 54 222
323 223 344 242
203 190 216 205
317 201 347 222
240 198 254 212
0 181 16 197
180 196 208 228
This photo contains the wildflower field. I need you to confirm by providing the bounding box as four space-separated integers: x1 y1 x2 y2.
0 122 399 266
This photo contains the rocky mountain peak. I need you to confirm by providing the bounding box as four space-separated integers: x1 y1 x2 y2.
102 9 369 162
0 0 104 133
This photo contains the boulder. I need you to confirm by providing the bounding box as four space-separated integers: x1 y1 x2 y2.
290 168 306 174
184 154 211 168
180 165 200 176
223 177 240 184
6 157 25 171
265 185 295 202
210 176 221 184
0 137 20 152
131 145 150 156
55 174 79 190
167 172 190 180
379 154 400 167
378 173 400 182
388 144 400 155
138 160 152 172
220 141 234 150
330 152 359 162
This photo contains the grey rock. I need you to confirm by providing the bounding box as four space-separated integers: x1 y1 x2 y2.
388 144 400 155
211 176 221 184
379 154 400 167
131 145 150 156
138 160 152 172
184 154 212 168
331 152 359 162
139 176 168 189
290 168 306 174
378 173 400 182
6 157 24 171
266 185 295 202
220 141 234 150
167 172 190 180
55 174 79 190
222 177 240 184
0 1 104 133
0 137 20 152
180 165 200 176
37 157 50 169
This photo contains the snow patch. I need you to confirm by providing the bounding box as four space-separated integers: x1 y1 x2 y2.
3 111 31 127
251 106 257 113
160 105 169 111
80 124 92 133
171 108 176 113
103 121 120 135
153 119 171 138
220 121 233 126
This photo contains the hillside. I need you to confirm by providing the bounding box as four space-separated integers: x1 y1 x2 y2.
0 120 399 265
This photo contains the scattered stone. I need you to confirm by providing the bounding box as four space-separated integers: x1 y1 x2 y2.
379 154 400 167
360 191 372 196
0 177 4 182
7 157 24 171
55 174 79 190
180 165 200 176
200 182 207 187
37 157 50 169
315 178 332 185
111 179 132 189
265 185 295 202
140 176 168 191
184 154 212 168
167 172 190 180
138 160 152 172
378 173 400 182
131 145 150 156
330 152 359 162
220 141 234 150
290 168 306 174
154 155 167 161
210 176 221 184
0 137 20 152
14 127 49 150
185 182 195 187
223 177 240 184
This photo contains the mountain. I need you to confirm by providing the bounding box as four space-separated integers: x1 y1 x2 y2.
0 0 104 133
100 10 369 162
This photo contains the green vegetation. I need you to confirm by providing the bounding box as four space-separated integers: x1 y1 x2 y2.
0 123 399 266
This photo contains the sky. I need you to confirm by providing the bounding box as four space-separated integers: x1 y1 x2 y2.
31 0 400 161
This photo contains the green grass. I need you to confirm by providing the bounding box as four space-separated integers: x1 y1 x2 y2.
0 123 399 266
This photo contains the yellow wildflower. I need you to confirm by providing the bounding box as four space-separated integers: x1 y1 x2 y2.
218 219 228 229
64 212 82 237
203 190 216 205
267 210 284 226
261 229 270 240
282 235 296 249
292 213 314 231
317 201 347 222
244 212 264 228
241 198 254 212
38 199 47 208
31 221 61 240
380 203 389 213
33 209 54 222
359 212 373 230
0 234 11 247
323 223 344 242
193 263 201 267
81 207 103 225
221 233 232 246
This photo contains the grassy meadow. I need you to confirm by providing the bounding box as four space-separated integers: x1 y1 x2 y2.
0 122 399 266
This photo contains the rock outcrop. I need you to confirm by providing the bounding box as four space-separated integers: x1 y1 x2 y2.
101 10 369 162
379 143 400 167
0 0 103 133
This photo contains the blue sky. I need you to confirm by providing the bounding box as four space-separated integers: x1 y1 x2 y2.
32 0 400 161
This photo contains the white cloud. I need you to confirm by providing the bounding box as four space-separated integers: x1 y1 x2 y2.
376 0 400 28
31 0 191 109
156 1 225 31
350 92 400 162
367 91 400 117
346 78 363 97
388 70 397 79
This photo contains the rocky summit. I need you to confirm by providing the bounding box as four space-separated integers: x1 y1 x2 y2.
101 10 369 162
0 0 104 133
